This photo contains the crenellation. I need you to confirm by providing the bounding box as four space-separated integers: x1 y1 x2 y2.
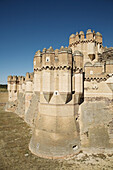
7 75 18 101
58 46 72 68
69 29 104 64
44 46 55 67
95 32 102 43
21 76 26 93
79 31 84 40
73 50 83 69
25 72 33 115
69 34 75 44
17 76 22 92
34 50 42 70
75 32 79 41
6 29 113 159
86 29 94 40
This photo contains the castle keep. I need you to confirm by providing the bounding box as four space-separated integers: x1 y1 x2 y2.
6 29 113 159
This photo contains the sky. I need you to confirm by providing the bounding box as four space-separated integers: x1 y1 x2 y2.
0 0 113 84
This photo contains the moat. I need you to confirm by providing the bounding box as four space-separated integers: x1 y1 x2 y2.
0 92 113 170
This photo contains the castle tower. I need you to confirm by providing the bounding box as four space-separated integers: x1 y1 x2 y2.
6 29 113 158
7 76 18 101
17 76 23 93
21 76 26 93
79 31 84 40
34 50 42 99
73 51 83 103
58 46 72 103
69 34 75 45
69 29 104 64
75 32 79 41
86 29 95 61
41 46 55 102
25 72 33 115
29 46 84 159
7 76 12 101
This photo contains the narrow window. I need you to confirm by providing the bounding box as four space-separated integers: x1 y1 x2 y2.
54 91 59 95
46 57 50 62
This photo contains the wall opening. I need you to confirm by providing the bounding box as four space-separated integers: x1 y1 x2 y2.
54 91 59 95
46 57 50 62
72 145 78 151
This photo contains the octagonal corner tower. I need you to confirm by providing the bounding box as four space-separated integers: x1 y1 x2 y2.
29 46 84 158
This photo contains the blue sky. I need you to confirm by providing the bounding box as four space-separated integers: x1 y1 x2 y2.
0 0 113 84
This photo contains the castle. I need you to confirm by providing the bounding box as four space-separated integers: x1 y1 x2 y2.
6 29 113 159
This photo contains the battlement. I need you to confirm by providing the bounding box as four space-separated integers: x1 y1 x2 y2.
33 46 84 71
6 29 113 159
25 72 34 81
7 75 18 82
69 29 102 46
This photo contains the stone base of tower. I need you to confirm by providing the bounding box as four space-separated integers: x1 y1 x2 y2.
29 102 80 159
29 130 80 159
29 137 80 159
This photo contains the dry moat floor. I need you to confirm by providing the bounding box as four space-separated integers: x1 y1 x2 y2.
0 92 113 170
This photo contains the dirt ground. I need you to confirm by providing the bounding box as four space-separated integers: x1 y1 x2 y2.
0 92 113 170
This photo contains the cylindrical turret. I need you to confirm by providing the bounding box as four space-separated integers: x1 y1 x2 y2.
29 46 81 159
34 50 42 70
41 46 55 99
25 72 33 92
42 46 55 67
7 76 12 101
25 72 33 114
7 76 12 91
12 76 17 91
95 32 102 43
7 75 17 101
79 31 84 40
58 46 72 67
7 75 12 82
69 34 75 45
17 76 23 92
86 29 94 40
73 51 83 97
75 32 79 41
75 72 83 94
33 50 43 93
22 77 25 93
73 50 83 69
